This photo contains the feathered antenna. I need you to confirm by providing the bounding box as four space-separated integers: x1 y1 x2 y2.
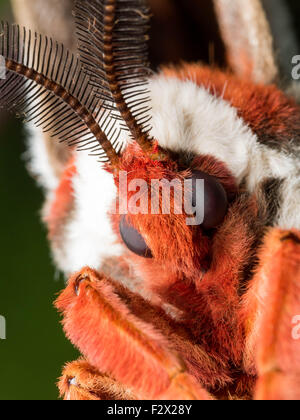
1 0 155 166
75 0 154 153
0 21 122 166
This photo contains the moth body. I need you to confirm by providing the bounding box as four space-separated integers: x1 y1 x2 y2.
1 0 300 400
35 67 300 279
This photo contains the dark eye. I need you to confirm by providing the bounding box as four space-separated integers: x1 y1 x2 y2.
190 170 228 230
119 216 152 258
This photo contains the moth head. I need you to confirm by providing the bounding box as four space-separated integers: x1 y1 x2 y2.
110 138 237 279
1 0 294 281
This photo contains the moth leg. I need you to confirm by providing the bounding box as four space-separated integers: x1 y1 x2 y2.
55 268 212 400
59 358 137 401
241 229 300 400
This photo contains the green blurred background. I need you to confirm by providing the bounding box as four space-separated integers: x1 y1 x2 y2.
0 0 299 401
0 0 78 401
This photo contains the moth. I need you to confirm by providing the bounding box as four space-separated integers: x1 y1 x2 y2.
1 0 300 400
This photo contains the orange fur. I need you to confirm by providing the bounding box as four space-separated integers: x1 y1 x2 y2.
55 268 210 400
59 359 137 400
45 157 76 240
108 141 264 370
52 65 300 400
241 229 300 400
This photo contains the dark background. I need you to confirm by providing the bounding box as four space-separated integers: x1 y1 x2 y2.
0 0 79 400
0 0 299 400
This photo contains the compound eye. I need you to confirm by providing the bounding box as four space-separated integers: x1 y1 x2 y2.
119 216 152 258
190 170 228 230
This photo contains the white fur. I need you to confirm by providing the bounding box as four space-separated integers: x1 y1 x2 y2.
52 152 123 274
277 175 300 229
148 76 300 229
26 123 60 192
29 75 300 274
149 76 256 183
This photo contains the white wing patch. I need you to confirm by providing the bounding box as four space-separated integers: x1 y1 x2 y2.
26 123 60 193
52 152 123 275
